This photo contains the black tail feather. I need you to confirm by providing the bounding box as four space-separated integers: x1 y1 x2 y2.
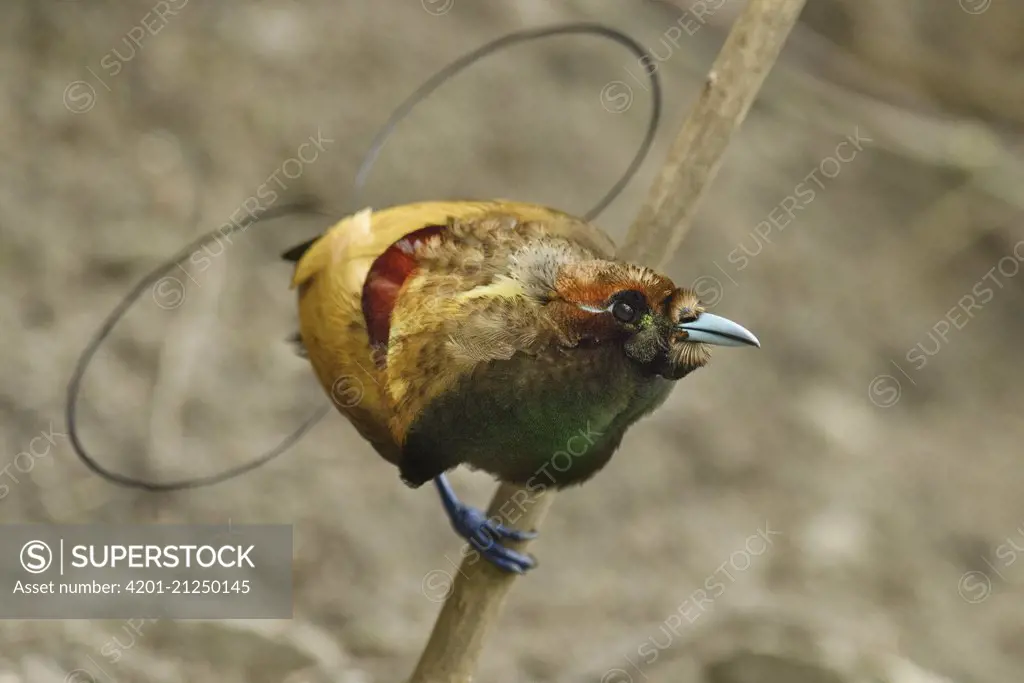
287 331 307 358
281 236 318 263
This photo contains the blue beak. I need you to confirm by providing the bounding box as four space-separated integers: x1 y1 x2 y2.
677 312 760 348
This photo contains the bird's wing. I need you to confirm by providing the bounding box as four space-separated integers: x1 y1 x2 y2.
381 202 616 444
287 200 617 451
288 205 487 459
289 209 399 460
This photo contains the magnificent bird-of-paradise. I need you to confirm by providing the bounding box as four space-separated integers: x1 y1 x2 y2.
284 200 759 572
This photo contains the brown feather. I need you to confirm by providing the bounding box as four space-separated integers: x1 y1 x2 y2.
289 201 618 471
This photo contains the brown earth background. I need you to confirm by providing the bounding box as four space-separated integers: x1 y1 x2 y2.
1 1 1023 681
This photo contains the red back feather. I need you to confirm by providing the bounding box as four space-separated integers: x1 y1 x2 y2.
361 224 447 348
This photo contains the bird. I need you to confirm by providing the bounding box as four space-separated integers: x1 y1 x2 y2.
283 200 759 573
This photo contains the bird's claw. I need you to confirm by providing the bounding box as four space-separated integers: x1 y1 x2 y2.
434 473 537 574
450 503 537 574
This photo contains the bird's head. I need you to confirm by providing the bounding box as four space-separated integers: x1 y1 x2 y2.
552 260 759 380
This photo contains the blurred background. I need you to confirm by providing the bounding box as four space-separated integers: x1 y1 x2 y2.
1 0 1023 681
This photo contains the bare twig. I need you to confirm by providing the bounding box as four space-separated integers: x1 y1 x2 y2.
408 1 807 681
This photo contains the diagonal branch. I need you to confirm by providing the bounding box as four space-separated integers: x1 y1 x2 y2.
408 1 808 681
618 0 809 269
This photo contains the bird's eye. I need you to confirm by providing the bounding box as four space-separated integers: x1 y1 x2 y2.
608 290 647 324
612 300 637 323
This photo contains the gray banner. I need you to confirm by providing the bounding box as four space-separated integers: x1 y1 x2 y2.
0 525 292 618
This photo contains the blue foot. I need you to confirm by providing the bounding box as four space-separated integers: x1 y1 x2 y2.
434 474 537 574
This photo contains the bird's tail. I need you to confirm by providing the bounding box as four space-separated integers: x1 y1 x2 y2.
281 236 319 263
286 331 307 358
282 235 319 357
